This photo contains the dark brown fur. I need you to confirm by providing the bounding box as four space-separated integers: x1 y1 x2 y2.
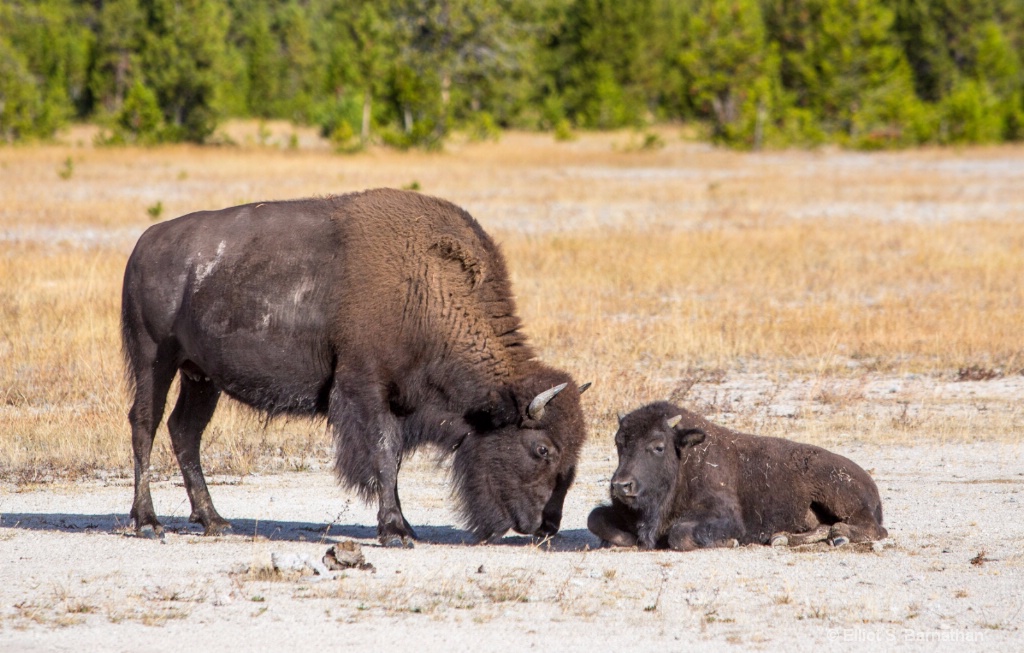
588 402 887 550
122 188 588 545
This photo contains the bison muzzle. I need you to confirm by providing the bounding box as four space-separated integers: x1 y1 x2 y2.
588 402 887 550
122 188 589 546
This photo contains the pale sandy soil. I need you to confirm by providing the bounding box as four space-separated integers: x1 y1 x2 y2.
2 375 1021 652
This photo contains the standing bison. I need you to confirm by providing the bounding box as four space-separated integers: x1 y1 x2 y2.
588 402 887 550
122 188 588 546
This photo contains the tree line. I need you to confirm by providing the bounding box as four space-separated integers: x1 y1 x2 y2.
2 0 1022 149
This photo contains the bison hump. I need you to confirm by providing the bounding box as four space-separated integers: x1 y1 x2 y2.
430 236 486 289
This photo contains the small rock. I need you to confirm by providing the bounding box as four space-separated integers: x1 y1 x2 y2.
323 540 375 571
272 552 330 576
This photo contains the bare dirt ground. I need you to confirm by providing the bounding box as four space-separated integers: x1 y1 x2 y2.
2 373 1021 652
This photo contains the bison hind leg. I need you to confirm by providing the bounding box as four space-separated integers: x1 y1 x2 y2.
770 524 831 547
126 338 179 536
168 373 230 535
828 520 888 546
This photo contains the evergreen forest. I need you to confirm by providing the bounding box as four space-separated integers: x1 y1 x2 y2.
2 0 1023 149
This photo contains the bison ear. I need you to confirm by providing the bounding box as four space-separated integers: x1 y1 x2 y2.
674 427 706 449
465 388 519 432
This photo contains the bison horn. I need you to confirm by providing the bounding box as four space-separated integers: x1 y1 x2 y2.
578 382 592 395
617 412 626 424
528 382 568 421
666 415 683 429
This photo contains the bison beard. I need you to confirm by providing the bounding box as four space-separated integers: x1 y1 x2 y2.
121 188 588 546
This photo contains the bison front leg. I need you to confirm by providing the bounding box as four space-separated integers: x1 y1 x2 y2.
372 417 417 548
329 384 416 548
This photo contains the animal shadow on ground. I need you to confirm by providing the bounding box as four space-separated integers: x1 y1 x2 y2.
0 513 601 550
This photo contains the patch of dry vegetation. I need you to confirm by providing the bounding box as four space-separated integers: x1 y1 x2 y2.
2 125 1023 481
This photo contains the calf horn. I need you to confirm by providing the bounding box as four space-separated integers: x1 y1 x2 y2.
528 382 568 421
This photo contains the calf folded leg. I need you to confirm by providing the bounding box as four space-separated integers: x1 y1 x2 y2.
770 524 831 547
829 518 888 545
587 505 638 547
667 492 745 551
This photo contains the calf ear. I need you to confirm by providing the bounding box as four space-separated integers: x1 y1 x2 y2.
669 416 706 448
677 428 706 447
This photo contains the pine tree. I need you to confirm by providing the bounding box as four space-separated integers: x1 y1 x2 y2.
0 36 45 142
0 0 93 137
546 0 657 128
388 0 531 145
239 2 280 119
764 0 921 146
138 0 233 142
89 0 145 117
275 0 319 121
674 0 776 146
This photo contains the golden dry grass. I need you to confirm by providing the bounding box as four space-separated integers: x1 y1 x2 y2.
1 123 1022 481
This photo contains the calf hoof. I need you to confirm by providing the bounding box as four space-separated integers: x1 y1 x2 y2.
830 536 850 548
770 534 789 547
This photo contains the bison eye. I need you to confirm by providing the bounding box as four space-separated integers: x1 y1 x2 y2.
652 443 666 455
536 444 549 459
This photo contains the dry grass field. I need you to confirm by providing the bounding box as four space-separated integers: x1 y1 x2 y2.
1 123 1023 650
2 123 1022 480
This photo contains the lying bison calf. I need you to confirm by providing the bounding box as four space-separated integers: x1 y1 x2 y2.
588 402 887 550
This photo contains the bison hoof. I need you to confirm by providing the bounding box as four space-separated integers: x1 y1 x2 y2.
382 535 414 549
770 534 789 547
203 520 232 536
830 536 849 548
138 524 164 540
